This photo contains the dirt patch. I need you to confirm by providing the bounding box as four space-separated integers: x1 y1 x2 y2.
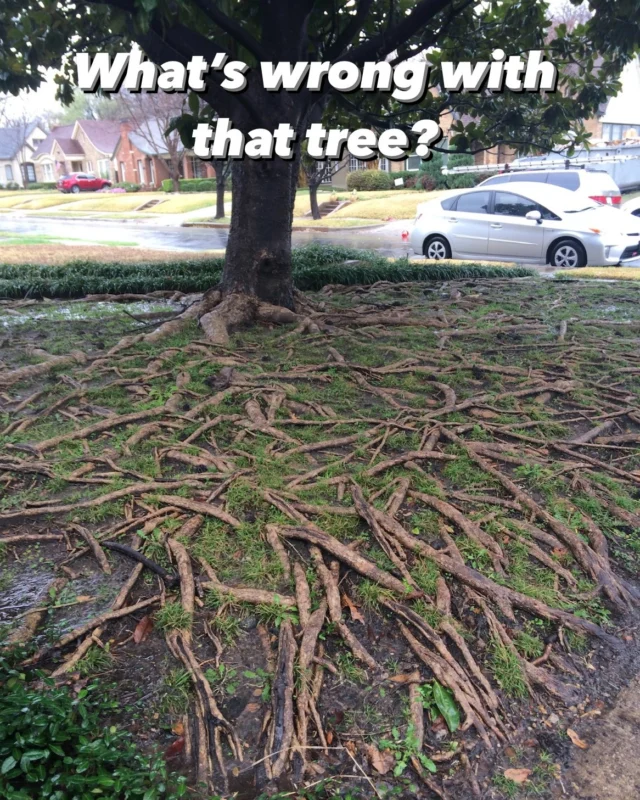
564 675 640 799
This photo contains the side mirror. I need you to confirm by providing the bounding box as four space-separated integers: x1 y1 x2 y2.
526 209 542 224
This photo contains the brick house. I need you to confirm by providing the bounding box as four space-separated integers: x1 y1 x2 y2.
112 118 219 189
31 119 121 183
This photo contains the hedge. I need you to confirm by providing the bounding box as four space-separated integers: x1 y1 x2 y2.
25 182 58 190
112 182 142 192
161 178 217 192
0 244 533 300
346 170 395 191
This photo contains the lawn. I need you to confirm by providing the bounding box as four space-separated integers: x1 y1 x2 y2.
558 266 640 280
331 190 444 220
58 193 161 212
148 192 231 214
1 270 639 800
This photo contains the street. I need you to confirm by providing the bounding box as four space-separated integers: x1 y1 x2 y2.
0 215 416 259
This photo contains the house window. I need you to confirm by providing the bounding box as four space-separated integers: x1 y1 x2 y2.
405 155 422 171
23 164 36 182
119 162 126 181
378 157 389 172
137 159 146 184
4 165 13 182
348 155 366 172
148 159 156 186
85 161 93 172
42 162 54 181
190 156 204 178
97 159 110 179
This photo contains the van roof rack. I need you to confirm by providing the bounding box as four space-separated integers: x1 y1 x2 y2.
441 153 636 175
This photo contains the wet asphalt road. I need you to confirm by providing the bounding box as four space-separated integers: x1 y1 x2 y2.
0 215 416 259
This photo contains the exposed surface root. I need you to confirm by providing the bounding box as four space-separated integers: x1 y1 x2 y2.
3 278 640 798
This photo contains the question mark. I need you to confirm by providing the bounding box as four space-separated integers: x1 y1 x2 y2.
411 120 443 160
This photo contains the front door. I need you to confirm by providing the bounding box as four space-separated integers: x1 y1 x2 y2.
448 190 491 256
488 191 546 260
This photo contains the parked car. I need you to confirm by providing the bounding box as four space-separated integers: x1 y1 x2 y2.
622 195 640 217
411 182 640 268
478 169 622 206
57 173 112 193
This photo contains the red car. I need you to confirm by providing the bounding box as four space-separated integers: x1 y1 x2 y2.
57 172 112 193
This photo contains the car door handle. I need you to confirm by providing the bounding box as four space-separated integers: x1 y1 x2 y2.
445 217 457 223
490 223 502 228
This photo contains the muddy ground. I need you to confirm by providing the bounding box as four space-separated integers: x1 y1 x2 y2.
1 276 640 799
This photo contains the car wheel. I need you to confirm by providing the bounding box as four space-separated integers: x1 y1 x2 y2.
423 235 451 260
549 238 587 269
71 185 80 194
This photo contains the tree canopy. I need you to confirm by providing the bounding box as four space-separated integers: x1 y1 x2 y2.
2 0 639 155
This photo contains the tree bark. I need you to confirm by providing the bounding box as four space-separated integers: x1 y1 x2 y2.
221 157 297 309
309 181 321 220
212 162 227 219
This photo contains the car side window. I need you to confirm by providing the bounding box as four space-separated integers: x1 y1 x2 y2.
494 192 541 217
548 172 579 191
511 173 546 182
483 175 510 185
455 191 491 214
441 196 457 210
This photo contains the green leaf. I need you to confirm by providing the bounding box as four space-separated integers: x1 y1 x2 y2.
188 92 199 115
419 753 437 773
432 681 460 733
1 756 16 774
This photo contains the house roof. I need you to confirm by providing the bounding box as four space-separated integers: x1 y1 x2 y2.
0 122 39 160
32 125 83 159
114 118 182 158
75 119 122 154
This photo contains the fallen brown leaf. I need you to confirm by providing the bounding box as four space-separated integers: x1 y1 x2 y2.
133 615 153 644
504 768 531 784
366 743 396 775
341 593 365 624
326 730 334 745
244 702 261 713
171 721 184 736
388 670 420 684
567 728 589 749
164 736 185 760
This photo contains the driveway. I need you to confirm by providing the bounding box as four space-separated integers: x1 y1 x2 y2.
0 216 416 259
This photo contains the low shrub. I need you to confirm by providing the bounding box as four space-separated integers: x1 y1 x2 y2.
25 182 57 191
0 181 21 190
0 243 534 300
161 178 217 193
346 170 394 191
111 181 142 192
0 653 187 799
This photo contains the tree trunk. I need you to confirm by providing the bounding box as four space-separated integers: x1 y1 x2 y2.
215 169 226 219
171 172 180 192
221 157 296 309
309 181 321 220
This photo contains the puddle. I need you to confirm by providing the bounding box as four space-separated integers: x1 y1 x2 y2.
0 566 56 624
0 300 176 328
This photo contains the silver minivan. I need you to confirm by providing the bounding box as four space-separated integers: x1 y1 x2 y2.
478 169 622 207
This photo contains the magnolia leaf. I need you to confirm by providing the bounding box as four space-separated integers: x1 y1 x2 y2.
504 768 531 784
366 744 395 775
433 681 460 733
567 728 589 749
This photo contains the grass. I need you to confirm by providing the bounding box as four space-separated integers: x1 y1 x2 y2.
292 217 381 228
558 267 640 280
332 191 444 220
150 192 231 214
